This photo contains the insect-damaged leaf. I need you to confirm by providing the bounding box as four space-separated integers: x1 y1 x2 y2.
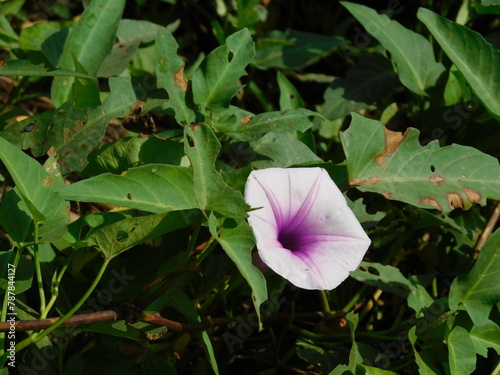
341 114 500 213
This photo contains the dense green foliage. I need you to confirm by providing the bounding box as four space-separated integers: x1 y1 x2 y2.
0 0 499 374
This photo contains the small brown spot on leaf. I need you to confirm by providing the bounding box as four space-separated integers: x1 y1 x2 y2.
240 115 251 126
368 177 380 184
189 123 199 131
421 197 441 210
43 177 52 185
430 173 446 186
463 187 481 204
445 193 464 209
381 192 392 199
376 127 408 166
174 66 188 92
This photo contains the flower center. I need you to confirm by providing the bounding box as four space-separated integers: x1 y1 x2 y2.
278 229 301 252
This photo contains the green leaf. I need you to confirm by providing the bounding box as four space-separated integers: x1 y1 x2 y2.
250 131 321 168
449 229 500 326
319 54 399 121
86 210 198 260
163 290 219 374
184 123 249 218
51 0 126 107
98 19 163 77
83 137 184 176
0 190 34 244
277 71 304 110
1 77 165 173
418 8 500 118
217 109 320 141
408 326 441 375
0 137 69 242
70 52 101 108
343 2 445 96
447 326 476 375
469 319 500 357
0 14 19 48
255 29 347 70
155 28 196 125
351 262 434 313
57 164 198 213
0 59 93 78
341 114 500 213
346 197 386 228
0 252 34 295
192 28 254 112
208 214 267 327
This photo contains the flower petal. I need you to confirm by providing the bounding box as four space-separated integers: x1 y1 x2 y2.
245 167 371 290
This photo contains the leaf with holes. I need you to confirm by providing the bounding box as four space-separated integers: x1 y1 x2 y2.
86 210 198 260
184 123 249 218
215 109 320 142
449 229 500 326
57 164 198 213
1 77 166 174
351 261 434 313
0 137 69 243
155 27 196 125
341 114 500 213
192 28 254 113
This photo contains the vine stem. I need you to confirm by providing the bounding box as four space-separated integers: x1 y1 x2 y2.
40 252 74 319
33 223 46 313
7 259 110 355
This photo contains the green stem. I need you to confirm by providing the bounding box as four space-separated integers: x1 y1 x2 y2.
185 213 204 257
318 290 331 313
33 224 46 313
491 360 500 375
343 284 369 312
12 260 110 354
40 252 74 319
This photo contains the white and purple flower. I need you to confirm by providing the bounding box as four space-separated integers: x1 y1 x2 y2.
245 167 371 290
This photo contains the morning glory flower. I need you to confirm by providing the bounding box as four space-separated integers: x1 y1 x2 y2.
245 167 371 290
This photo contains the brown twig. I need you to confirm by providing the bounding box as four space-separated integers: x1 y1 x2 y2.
472 201 500 260
0 304 325 334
